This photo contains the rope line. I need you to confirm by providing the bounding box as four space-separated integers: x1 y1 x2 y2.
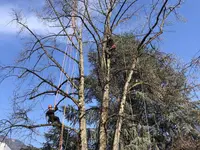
54 43 69 106
59 31 78 149
58 0 77 146
59 40 73 150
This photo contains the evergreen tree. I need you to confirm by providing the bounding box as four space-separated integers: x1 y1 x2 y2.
41 33 200 149
85 34 200 149
42 128 78 150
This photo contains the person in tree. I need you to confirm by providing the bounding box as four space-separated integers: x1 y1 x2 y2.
46 104 61 126
105 35 116 66
106 35 116 55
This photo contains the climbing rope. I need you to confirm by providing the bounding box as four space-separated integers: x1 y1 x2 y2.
59 12 78 148
49 39 71 150
59 38 78 150
54 42 69 106
58 0 78 146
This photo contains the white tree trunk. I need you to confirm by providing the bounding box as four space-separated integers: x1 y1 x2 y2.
112 59 137 150
99 5 112 148
99 57 110 150
78 33 88 150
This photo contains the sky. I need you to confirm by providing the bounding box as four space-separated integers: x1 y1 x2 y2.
0 0 200 147
160 1 200 61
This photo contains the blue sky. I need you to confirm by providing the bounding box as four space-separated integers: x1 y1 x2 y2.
160 0 200 61
0 0 200 147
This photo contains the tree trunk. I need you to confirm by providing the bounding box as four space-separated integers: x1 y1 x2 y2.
99 2 113 149
99 57 110 150
78 33 88 150
112 58 137 150
79 103 88 150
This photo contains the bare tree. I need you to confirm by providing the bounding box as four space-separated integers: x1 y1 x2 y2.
0 0 185 150
0 0 88 149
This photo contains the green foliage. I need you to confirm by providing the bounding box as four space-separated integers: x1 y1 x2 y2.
42 33 200 149
21 146 40 150
42 128 78 150
86 33 200 149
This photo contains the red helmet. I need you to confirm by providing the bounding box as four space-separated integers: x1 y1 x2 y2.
48 104 52 108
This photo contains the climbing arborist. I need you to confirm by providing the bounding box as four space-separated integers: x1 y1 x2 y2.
46 104 61 126
106 36 116 53
105 35 116 65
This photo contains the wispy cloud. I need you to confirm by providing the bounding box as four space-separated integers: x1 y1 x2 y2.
0 5 18 34
0 4 60 35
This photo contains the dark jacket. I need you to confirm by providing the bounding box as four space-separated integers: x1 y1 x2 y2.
46 106 58 118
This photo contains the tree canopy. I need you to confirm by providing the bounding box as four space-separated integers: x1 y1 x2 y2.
1 0 200 150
